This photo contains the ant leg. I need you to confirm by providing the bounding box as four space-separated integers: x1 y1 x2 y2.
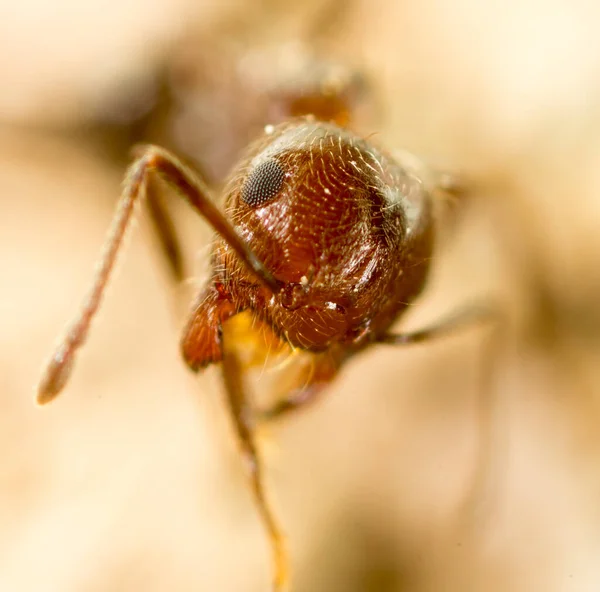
376 303 497 346
37 145 282 405
378 303 504 518
220 322 288 592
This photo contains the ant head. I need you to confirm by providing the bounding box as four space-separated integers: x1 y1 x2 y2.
212 118 433 350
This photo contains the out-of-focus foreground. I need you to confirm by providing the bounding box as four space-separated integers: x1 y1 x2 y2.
2 1 600 591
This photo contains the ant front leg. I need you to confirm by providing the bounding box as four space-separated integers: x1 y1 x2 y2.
220 321 289 592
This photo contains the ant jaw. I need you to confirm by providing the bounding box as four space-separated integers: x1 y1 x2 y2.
180 286 237 372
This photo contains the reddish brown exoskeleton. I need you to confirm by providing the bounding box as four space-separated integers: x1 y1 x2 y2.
37 70 493 590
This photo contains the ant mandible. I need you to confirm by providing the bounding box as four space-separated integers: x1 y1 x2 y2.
37 70 493 591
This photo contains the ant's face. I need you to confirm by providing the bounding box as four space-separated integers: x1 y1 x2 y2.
212 119 433 349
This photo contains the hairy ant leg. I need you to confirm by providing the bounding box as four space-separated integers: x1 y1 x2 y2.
220 321 288 592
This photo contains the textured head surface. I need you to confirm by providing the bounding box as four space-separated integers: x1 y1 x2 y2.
212 119 434 350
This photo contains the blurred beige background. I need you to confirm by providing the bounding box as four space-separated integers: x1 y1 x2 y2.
2 0 600 591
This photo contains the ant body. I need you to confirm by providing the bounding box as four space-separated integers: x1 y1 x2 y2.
37 59 493 591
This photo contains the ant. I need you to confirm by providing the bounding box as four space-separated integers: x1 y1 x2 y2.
37 58 496 591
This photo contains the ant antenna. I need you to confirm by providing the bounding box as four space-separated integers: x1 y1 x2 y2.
37 145 282 405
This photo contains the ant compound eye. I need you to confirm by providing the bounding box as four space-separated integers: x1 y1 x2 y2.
241 159 285 207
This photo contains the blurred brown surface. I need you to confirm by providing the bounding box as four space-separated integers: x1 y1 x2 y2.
2 1 600 591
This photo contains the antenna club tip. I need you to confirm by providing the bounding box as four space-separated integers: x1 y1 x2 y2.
36 385 61 406
36 352 74 406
